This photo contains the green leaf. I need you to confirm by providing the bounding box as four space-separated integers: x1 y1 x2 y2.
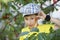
37 33 48 40
20 32 29 36
49 29 60 40
49 27 54 33
38 0 46 4
43 6 54 14
10 26 14 32
23 0 33 5
24 37 29 40
30 27 39 32
11 5 17 10
28 33 36 40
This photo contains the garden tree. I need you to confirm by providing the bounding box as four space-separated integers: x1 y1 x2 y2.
0 0 60 40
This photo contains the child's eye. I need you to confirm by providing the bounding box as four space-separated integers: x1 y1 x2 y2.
25 18 28 20
31 18 34 19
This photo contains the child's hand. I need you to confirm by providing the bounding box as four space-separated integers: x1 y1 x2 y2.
38 11 46 20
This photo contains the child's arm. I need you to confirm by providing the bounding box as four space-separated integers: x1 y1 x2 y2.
50 17 60 26
39 11 60 27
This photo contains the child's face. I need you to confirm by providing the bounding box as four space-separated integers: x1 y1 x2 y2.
24 15 38 28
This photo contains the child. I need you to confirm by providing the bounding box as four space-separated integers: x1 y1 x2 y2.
19 3 54 40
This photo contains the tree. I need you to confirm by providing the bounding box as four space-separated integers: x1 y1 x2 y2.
0 0 60 40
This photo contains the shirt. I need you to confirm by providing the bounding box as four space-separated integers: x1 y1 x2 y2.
19 24 54 40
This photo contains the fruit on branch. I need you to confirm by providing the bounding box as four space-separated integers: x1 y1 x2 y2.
2 14 10 19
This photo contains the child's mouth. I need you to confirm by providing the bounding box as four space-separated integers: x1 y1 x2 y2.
29 25 32 27
29 25 33 27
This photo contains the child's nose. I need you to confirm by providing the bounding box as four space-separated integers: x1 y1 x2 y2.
28 20 31 24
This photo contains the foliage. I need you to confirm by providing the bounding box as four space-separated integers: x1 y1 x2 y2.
0 0 60 40
20 27 60 40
